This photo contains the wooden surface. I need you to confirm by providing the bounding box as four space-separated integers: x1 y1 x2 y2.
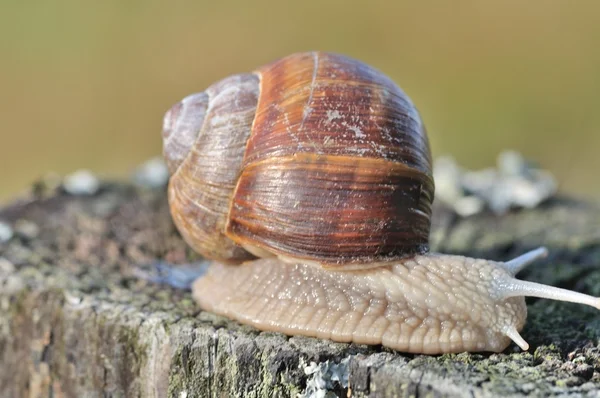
1 182 600 397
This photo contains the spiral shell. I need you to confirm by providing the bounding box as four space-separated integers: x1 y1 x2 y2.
163 52 433 267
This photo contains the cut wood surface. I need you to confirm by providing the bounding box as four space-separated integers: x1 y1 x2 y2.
1 182 600 397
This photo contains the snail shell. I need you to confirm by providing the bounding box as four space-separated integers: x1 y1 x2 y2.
162 52 600 354
163 52 433 266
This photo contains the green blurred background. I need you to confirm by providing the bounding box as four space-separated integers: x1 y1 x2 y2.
1 0 600 204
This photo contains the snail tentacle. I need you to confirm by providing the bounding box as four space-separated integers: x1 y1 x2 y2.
504 326 529 351
495 274 600 310
501 246 549 275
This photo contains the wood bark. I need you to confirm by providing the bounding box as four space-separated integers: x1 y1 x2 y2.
1 182 600 397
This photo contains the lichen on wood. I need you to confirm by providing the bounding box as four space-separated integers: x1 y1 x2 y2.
1 182 600 397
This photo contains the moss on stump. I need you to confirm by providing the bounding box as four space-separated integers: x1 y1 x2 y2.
1 182 600 397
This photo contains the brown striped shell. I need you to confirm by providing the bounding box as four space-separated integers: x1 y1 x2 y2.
162 52 434 267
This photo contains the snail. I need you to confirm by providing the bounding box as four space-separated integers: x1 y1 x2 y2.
161 51 600 354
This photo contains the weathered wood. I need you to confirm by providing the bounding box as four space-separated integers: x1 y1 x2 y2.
1 182 600 397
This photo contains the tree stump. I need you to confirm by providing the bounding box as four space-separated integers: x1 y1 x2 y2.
1 182 600 397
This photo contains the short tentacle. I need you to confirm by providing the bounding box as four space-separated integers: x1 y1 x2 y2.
501 246 548 275
504 326 529 350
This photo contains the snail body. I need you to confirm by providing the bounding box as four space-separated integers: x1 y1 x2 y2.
162 52 600 354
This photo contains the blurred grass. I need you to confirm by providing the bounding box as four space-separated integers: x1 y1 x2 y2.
1 0 600 203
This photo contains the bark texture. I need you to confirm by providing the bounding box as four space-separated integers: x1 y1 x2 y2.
1 182 600 397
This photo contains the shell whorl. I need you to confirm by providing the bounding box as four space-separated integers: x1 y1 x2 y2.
162 92 208 175
164 73 260 262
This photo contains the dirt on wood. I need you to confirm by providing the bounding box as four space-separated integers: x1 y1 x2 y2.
1 182 600 397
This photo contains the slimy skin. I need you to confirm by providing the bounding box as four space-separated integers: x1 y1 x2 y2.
192 248 600 354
